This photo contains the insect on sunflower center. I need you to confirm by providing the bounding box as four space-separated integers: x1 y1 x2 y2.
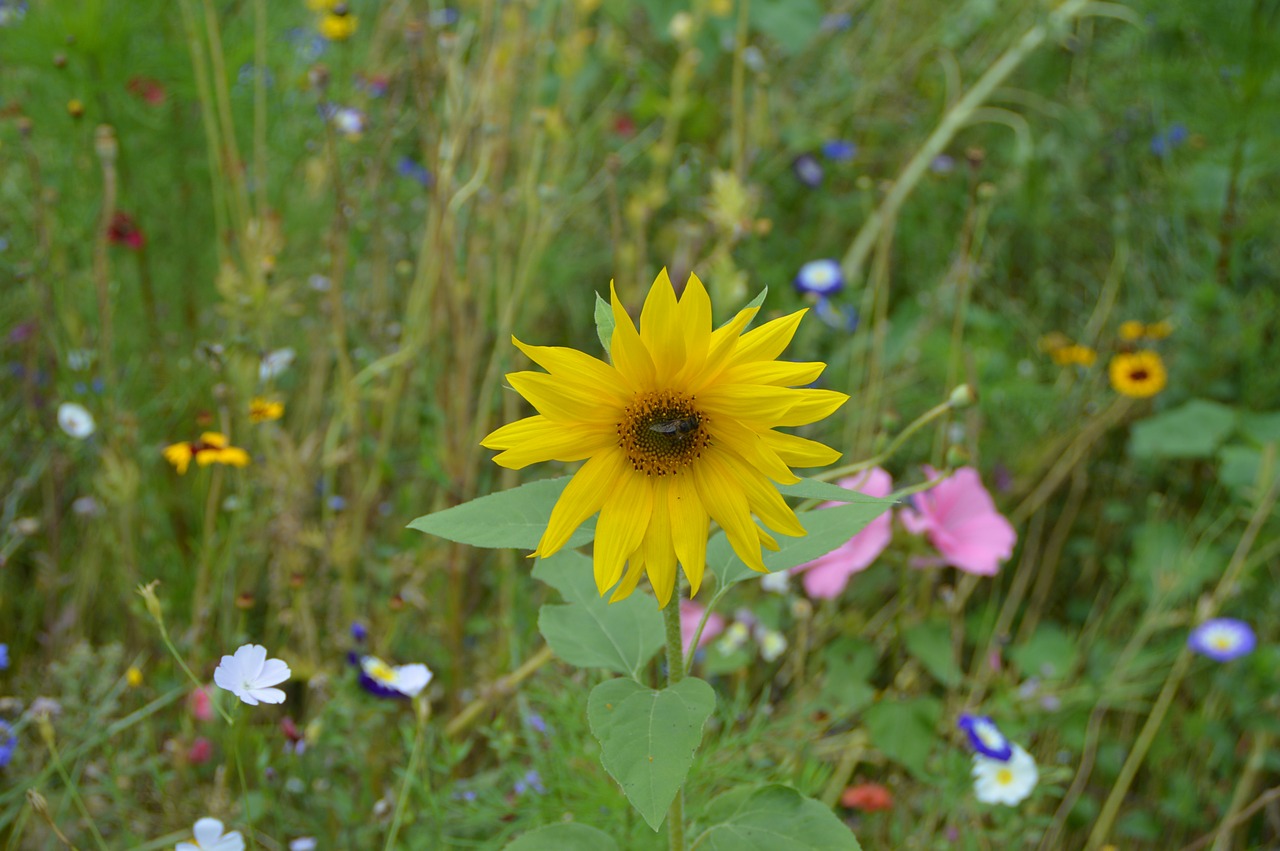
617 391 709 477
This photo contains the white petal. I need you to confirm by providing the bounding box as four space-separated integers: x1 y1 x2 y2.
391 664 432 697
237 689 260 706
192 818 226 844
247 686 286 705
176 843 200 851
212 657 239 692
234 645 267 680
256 658 291 688
212 831 245 851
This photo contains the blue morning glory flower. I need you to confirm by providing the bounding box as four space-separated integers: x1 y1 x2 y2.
957 713 1014 761
794 259 844 297
0 644 7 669
397 157 434 188
0 720 14 767
514 769 546 795
821 140 857 162
1188 618 1255 662
791 154 824 188
350 622 368 643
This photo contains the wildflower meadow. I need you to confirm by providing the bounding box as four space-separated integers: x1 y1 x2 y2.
2 0 1279 848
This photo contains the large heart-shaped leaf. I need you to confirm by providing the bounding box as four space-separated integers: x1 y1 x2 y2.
692 784 862 850
587 677 716 831
504 823 620 851
534 551 664 678
862 697 943 778
408 476 593 550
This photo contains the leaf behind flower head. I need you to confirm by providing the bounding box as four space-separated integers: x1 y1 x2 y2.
407 476 594 550
693 784 863 850
504 823 620 851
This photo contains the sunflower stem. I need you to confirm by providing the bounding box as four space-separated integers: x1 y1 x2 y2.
663 598 687 851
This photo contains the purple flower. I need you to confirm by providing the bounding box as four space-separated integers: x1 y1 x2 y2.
957 713 1013 761
0 644 8 670
397 157 434 188
791 154 823 188
821 140 856 162
794 259 844 296
526 713 547 735
350 622 367 643
0 720 10 767
930 154 956 174
1188 618 1255 662
514 769 546 796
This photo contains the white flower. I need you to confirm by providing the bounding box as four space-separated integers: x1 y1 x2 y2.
760 571 790 594
331 107 366 138
176 817 244 851
755 627 788 663
288 839 317 851
213 644 290 706
716 622 750 655
972 744 1038 806
359 656 432 698
57 402 95 439
259 347 295 381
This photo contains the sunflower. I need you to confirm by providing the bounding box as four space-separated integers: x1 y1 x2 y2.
482 271 848 607
1109 350 1167 398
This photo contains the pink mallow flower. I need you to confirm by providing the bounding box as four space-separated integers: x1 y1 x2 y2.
792 468 894 599
188 686 214 722
680 600 725 658
899 467 1016 576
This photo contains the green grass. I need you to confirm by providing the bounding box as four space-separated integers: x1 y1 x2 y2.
1 0 1279 848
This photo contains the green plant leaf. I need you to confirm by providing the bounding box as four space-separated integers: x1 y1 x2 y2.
587 677 716 831
1218 445 1264 495
1240 411 1280 445
777 477 898 504
902 620 962 688
534 551 664 678
1009 624 1080 681
594 291 615 355
1119 521 1219 608
862 697 942 778
1129 399 1238 459
504 823 620 851
817 638 878 713
708 495 894 588
749 0 824 55
407 476 592 550
693 784 862 850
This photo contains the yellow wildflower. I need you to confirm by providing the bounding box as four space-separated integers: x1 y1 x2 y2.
1118 320 1145 341
126 667 143 688
250 398 284 423
1109 351 1167 398
319 9 357 41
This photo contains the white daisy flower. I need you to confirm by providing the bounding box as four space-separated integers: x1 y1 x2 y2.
972 743 1038 806
358 656 432 698
176 817 244 851
213 644 290 706
716 622 750 655
57 402 96 439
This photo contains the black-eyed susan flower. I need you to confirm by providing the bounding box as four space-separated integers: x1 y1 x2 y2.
1109 350 1167 398
163 432 251 474
481 270 848 607
250 397 284 423
318 5 357 41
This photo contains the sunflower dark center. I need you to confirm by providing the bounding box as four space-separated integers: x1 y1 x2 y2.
618 391 709 477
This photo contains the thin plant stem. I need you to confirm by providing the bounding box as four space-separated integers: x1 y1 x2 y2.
231 723 257 849
385 699 432 851
36 720 109 851
663 599 686 851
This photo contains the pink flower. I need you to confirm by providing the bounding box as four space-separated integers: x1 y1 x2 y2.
899 467 1016 576
792 468 894 599
189 686 214 722
187 736 213 764
680 600 725 658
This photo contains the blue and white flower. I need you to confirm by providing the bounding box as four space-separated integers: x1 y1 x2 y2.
972 744 1037 806
356 655 432 699
1188 618 1256 662
957 713 1014 761
794 259 844 297
821 140 857 161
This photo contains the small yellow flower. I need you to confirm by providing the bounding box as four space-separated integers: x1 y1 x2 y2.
1049 344 1096 367
319 10 357 41
126 667 143 688
163 442 195 475
67 99 84 118
1146 319 1174 339
164 432 251 474
306 0 338 10
1109 350 1167 398
250 398 284 423
1118 320 1145 341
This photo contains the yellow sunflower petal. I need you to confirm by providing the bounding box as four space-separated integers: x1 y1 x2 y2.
761 430 843 468
690 305 760 390
716 451 806 537
593 468 654 593
609 281 657 389
731 309 806 365
758 526 780 552
609 555 648 603
693 451 765 573
720 360 825 387
536 449 628 557
513 338 636 401
640 477 678 606
639 269 684 379
698 383 804 424
675 272 713 373
485 415 615 468
669 473 709 596
710 418 799 485
506 372 620 425
774 388 850 427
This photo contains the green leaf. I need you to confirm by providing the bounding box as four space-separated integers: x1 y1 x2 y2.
534 551 664 678
587 677 716 831
740 287 769 315
1119 521 1219 607
749 0 824 55
1240 411 1280 445
594 291 615 355
777 477 898 504
708 496 895 588
817 638 878 713
1218 445 1264 495
1008 624 1079 681
693 784 862 850
863 697 942 778
504 823 620 851
1129 399 1238 459
902 620 962 688
407 476 594 550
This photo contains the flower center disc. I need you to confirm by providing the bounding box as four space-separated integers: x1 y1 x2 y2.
617 391 709 477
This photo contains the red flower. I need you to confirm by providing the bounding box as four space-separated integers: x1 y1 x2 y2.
107 212 145 250
840 783 893 812
281 716 302 744
126 76 167 106
187 736 213 764
612 114 636 137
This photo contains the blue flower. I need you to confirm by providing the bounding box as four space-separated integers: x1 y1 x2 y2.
820 12 852 31
350 622 367 643
791 154 824 188
957 713 1013 761
794 259 844 297
526 713 547 735
1188 618 1255 662
1150 123 1189 157
930 154 956 174
514 769 546 796
0 720 14 767
0 644 9 671
397 157 434 188
821 140 857 162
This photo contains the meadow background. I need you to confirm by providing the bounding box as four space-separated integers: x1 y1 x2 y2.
2 0 1279 847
